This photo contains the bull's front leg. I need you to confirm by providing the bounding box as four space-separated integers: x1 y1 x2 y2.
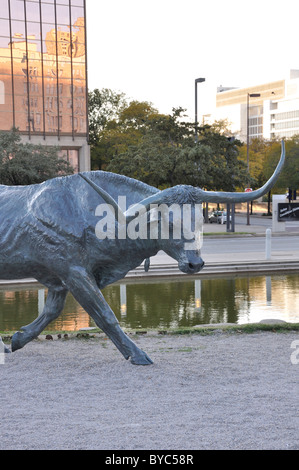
11 288 68 352
65 266 153 365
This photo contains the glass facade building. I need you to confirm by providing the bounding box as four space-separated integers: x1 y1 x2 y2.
0 0 90 171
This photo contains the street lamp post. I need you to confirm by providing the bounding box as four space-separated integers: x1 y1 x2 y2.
195 78 205 142
194 77 206 220
246 92 261 225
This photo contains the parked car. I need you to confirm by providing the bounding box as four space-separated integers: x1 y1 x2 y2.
208 210 223 223
208 210 231 224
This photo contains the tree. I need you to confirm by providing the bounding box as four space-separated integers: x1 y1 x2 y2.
237 136 299 215
238 138 268 189
88 88 127 145
88 88 162 170
239 136 299 196
197 125 247 191
107 107 248 191
107 130 213 187
263 136 299 192
101 100 160 157
0 128 74 185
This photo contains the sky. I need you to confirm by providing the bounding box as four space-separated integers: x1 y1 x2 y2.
86 0 299 120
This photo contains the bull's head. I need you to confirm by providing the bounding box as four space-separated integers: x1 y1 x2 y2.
80 141 285 274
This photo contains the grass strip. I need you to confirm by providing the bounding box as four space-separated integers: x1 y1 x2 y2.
165 322 299 336
1 323 298 343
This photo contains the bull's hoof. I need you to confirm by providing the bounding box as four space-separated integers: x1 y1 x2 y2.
130 350 153 365
11 331 27 352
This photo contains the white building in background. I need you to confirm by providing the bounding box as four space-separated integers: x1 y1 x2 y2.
201 70 299 142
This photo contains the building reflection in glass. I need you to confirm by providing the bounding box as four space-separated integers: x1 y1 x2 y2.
0 0 88 170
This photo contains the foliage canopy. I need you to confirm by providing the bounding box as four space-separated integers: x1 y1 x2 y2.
88 87 299 195
0 128 74 185
88 89 249 191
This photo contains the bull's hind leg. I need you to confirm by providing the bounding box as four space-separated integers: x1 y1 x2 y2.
65 266 153 365
11 288 68 352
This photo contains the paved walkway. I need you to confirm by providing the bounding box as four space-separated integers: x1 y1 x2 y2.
127 215 299 278
204 214 299 236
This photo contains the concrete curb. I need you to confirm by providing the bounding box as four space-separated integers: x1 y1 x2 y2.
0 258 299 287
125 259 299 279
1 258 298 287
203 231 299 238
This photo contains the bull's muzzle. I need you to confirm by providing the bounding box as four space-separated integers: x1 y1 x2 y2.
179 258 205 274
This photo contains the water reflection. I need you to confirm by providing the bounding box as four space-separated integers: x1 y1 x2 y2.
266 276 271 304
194 279 201 312
120 284 127 316
0 274 299 332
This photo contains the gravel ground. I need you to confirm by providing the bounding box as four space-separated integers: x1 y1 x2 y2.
1 331 298 450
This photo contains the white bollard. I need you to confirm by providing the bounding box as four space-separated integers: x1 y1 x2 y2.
38 289 45 316
265 228 272 260
120 284 127 316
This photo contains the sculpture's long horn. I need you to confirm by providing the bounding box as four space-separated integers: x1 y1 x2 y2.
193 140 285 203
80 140 285 219
126 140 285 208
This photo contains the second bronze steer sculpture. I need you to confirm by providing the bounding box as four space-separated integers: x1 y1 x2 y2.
0 142 285 364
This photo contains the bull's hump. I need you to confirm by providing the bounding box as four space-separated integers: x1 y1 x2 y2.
80 171 159 205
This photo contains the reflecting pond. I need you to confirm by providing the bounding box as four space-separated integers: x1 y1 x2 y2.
0 273 299 332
